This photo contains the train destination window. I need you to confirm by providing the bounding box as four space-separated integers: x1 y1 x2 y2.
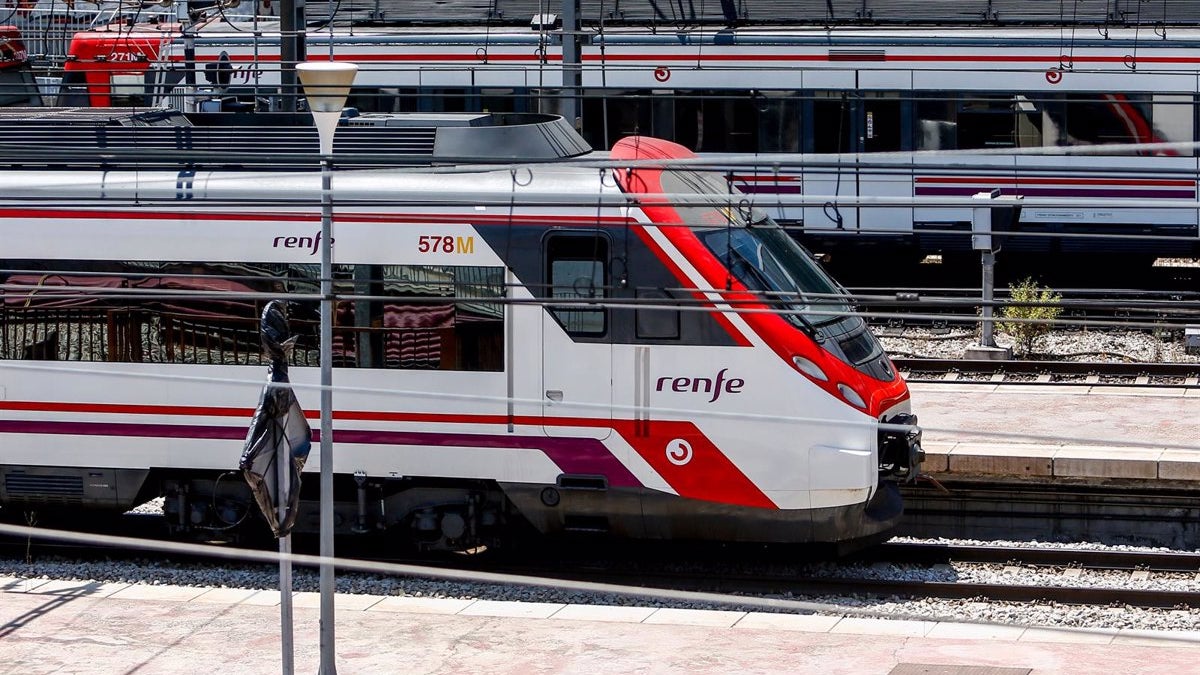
635 288 680 340
0 261 504 372
545 235 608 337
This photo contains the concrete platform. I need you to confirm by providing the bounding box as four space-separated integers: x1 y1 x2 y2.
2 581 1199 674
908 383 1200 485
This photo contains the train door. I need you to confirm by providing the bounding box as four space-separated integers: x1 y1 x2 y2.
541 232 612 440
803 91 859 231
859 92 914 237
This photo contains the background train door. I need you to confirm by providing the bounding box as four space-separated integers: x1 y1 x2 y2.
541 231 613 440
802 88 913 239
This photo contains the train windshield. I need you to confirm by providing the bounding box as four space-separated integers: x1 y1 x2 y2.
661 169 851 327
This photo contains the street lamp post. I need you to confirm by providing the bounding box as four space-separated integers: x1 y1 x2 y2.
296 60 357 675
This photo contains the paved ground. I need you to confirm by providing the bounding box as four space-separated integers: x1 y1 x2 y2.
2 581 1199 675
909 382 1198 451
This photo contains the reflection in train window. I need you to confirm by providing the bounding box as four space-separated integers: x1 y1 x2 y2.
546 235 608 337
0 261 505 371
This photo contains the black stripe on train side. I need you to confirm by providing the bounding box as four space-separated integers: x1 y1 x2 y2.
475 221 743 348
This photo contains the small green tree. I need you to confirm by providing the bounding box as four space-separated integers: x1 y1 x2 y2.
998 278 1063 356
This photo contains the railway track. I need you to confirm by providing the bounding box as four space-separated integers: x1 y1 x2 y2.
858 541 1200 573
487 543 1200 610
4 521 1198 610
893 358 1200 386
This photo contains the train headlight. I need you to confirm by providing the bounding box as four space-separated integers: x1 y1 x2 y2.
792 355 828 381
837 382 866 409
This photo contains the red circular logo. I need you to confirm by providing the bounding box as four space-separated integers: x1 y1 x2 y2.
654 66 670 82
1045 69 1063 84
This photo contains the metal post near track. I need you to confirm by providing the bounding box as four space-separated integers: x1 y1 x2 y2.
297 61 358 675
968 190 1020 360
277 444 295 675
972 190 999 350
239 300 311 675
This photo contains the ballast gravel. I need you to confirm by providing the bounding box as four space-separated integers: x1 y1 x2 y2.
877 327 1200 363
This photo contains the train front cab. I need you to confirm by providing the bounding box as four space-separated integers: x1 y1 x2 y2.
604 135 921 547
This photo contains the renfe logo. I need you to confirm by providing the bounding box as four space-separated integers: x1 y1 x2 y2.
273 233 332 256
656 368 745 403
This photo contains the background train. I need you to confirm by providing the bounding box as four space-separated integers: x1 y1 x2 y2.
0 112 922 552
41 3 1200 266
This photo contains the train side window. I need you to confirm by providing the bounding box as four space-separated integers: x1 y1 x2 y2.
1152 94 1194 155
371 265 505 371
956 94 1044 149
757 90 801 153
1052 92 1192 155
674 90 759 153
582 89 652 149
915 94 957 150
0 260 504 372
546 235 608 337
810 92 852 153
635 288 680 340
480 88 522 114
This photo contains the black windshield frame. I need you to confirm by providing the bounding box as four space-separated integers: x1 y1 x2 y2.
660 169 852 327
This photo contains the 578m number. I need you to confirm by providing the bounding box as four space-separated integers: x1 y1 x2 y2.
417 235 475 254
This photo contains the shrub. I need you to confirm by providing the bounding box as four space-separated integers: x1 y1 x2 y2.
998 278 1063 356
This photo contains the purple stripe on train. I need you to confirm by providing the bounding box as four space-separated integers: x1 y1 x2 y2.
915 187 1196 199
0 420 642 488
736 185 804 194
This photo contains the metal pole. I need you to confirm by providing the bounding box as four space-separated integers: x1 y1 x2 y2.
971 190 998 350
280 0 306 112
299 63 356 675
561 0 579 128
981 250 996 348
276 443 294 675
180 0 195 106
318 154 337 675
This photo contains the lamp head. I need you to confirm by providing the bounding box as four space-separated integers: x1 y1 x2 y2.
297 62 359 113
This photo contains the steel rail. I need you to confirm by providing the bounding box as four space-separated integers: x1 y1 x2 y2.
453 566 1200 610
865 542 1200 573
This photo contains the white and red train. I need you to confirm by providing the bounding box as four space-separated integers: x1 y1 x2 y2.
0 114 921 550
52 21 1200 259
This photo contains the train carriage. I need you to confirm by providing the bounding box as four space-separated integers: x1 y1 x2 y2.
55 20 1200 262
0 113 921 551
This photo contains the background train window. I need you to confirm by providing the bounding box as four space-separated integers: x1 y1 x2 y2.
348 87 419 113
582 89 653 149
915 94 957 150
1050 93 1192 156
955 94 1043 149
423 88 470 112
546 235 608 337
672 90 758 153
1151 94 1195 155
810 92 852 153
479 88 523 114
755 90 801 153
